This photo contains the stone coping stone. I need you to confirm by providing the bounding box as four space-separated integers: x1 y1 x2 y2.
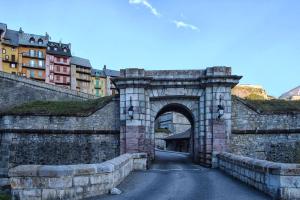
9 153 147 178
218 152 300 175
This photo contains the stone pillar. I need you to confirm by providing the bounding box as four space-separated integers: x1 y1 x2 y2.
115 69 152 157
200 67 240 167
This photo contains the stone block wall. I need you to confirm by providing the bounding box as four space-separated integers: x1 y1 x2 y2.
0 100 121 191
231 98 300 163
218 152 300 200
0 71 96 111
9 153 147 200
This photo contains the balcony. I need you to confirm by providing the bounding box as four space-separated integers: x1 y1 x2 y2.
76 67 91 75
53 58 70 66
22 52 45 60
76 74 91 82
53 65 70 75
22 63 45 70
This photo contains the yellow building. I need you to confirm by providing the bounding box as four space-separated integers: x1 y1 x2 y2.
1 27 20 74
91 69 107 97
70 56 92 94
0 23 7 72
18 28 49 81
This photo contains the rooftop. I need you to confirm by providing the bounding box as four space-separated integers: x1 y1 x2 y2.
47 41 71 57
0 96 114 117
91 68 106 77
164 129 191 140
71 56 92 68
2 29 19 46
18 28 49 47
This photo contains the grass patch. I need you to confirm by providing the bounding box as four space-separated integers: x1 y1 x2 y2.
0 194 11 200
235 96 300 113
0 96 114 117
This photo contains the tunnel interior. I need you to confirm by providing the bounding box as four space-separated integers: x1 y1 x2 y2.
154 103 195 156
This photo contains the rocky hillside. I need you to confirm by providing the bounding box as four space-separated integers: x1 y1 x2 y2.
280 86 300 100
232 84 269 100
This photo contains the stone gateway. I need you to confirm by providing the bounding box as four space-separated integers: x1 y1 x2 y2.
113 67 241 166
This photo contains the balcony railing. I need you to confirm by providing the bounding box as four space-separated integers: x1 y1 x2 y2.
22 52 45 59
76 68 91 74
22 63 45 69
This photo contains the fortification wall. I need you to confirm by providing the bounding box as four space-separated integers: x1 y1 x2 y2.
0 100 120 190
231 98 300 163
0 71 96 111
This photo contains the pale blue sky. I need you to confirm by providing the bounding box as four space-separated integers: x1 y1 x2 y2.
1 0 300 97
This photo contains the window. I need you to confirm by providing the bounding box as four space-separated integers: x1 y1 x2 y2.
56 57 60 62
2 48 6 54
54 47 57 51
57 66 60 72
56 75 60 81
63 58 67 63
12 47 16 51
38 71 42 77
63 76 66 83
63 66 67 72
10 63 16 68
38 51 43 58
11 55 15 62
30 70 35 77
50 64 53 71
30 60 35 67
63 48 67 52
29 37 35 44
38 60 43 67
29 49 35 57
38 39 43 45
50 74 54 80
5 55 9 60
47 46 50 50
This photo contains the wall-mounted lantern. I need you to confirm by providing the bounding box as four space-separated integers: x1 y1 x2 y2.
128 96 134 120
217 95 225 119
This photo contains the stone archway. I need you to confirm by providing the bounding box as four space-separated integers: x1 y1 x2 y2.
114 67 241 167
153 102 196 157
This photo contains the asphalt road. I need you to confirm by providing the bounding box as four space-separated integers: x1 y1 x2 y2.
90 150 271 200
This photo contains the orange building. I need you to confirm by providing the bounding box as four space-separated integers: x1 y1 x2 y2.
18 28 49 81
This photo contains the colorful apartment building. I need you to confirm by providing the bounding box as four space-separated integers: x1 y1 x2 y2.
70 56 92 94
46 42 72 88
103 65 119 95
91 68 106 97
0 22 121 97
1 29 19 75
18 28 49 81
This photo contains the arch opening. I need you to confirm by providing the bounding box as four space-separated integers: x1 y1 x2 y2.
154 103 195 158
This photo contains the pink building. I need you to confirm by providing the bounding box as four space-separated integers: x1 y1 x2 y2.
46 42 71 88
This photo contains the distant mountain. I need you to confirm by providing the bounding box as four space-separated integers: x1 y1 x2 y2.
232 84 269 100
279 86 300 100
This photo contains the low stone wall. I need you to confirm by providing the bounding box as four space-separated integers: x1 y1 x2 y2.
218 152 300 199
230 133 300 163
9 153 147 200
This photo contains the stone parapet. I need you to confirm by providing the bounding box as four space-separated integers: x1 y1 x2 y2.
0 71 96 100
9 153 147 200
218 152 300 200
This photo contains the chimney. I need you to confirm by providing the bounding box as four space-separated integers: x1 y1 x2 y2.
45 32 49 40
19 27 23 34
103 65 107 70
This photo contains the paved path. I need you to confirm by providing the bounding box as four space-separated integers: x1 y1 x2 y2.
90 150 271 200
